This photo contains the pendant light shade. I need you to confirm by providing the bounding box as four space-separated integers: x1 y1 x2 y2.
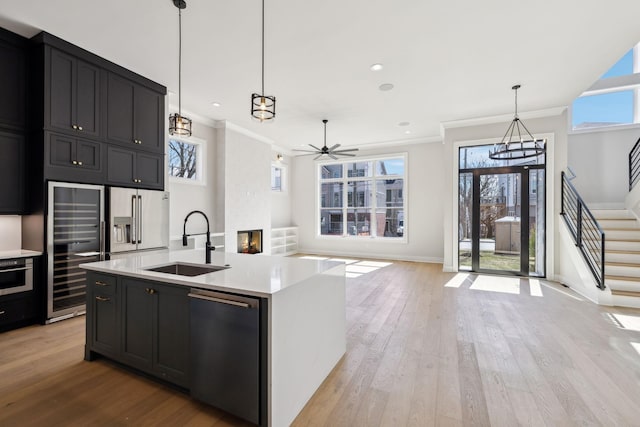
169 0 192 136
251 0 276 122
489 85 545 160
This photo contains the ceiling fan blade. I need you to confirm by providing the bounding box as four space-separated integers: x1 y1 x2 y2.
308 144 323 151
335 152 356 157
333 148 359 153
313 154 324 160
328 144 341 151
329 154 338 160
293 149 321 153
295 152 323 156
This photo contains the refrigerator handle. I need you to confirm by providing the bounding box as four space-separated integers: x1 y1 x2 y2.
99 221 106 261
138 195 142 244
131 195 137 243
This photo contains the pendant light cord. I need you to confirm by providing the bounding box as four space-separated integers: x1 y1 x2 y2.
178 7 182 116
261 0 265 95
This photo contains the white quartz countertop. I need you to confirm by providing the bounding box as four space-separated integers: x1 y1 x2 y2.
79 249 344 297
0 249 42 260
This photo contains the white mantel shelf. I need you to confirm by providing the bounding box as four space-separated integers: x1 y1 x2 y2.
80 249 346 427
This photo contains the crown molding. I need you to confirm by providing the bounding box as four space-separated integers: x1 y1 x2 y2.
440 106 567 137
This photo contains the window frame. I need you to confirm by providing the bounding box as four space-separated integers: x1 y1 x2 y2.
167 135 206 186
316 153 408 242
570 42 640 133
271 163 287 193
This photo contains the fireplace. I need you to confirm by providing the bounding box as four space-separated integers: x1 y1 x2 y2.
237 229 263 254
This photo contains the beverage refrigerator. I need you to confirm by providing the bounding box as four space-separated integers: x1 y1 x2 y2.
46 182 169 322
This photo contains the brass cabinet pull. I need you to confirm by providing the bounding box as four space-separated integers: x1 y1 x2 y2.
72 160 78 165
72 124 78 130
145 288 156 295
0 310 5 315
78 126 83 131
78 161 83 166
132 179 142 184
95 281 108 287
95 296 110 302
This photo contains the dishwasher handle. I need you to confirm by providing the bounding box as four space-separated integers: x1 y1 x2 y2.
188 292 254 309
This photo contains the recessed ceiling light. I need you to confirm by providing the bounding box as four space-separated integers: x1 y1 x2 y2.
404 130 412 135
370 63 383 71
211 102 221 107
379 83 394 91
398 122 410 127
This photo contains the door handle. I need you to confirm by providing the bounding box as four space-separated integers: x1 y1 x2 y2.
145 288 156 295
138 195 142 244
188 293 251 308
131 195 137 244
95 296 110 302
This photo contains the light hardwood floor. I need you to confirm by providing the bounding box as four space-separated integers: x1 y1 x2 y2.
2 261 640 426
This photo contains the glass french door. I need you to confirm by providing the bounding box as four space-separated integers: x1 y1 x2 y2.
459 166 545 276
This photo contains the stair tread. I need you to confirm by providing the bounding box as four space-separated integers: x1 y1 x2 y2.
605 261 640 267
605 274 640 281
605 249 640 254
610 289 640 297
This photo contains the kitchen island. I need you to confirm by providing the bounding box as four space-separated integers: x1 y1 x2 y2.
80 250 346 427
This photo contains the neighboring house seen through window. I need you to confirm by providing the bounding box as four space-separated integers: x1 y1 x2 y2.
318 155 406 239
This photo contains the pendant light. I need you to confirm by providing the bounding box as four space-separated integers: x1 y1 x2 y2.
251 0 276 122
169 0 192 136
489 85 545 160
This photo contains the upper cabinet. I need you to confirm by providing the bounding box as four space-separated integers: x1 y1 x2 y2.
0 28 27 132
106 73 163 154
47 48 101 138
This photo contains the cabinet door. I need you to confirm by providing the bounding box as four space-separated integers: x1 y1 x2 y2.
134 86 163 153
46 133 102 184
75 60 101 137
106 146 135 186
0 131 23 214
88 273 119 357
106 73 135 145
49 49 74 133
121 278 153 370
136 152 164 190
0 37 26 131
155 284 189 387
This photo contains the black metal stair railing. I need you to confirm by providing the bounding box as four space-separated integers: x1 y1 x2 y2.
561 171 606 290
629 136 640 191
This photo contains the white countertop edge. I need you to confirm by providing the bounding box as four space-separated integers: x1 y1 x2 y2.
0 249 43 260
80 249 344 298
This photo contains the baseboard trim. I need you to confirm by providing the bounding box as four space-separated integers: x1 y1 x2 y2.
296 247 444 264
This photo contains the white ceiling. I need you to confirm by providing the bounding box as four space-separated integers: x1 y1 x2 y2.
1 0 640 150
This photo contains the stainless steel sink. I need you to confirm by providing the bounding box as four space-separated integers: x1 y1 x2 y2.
145 262 229 277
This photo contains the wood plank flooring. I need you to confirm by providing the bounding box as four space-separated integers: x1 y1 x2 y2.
2 261 640 426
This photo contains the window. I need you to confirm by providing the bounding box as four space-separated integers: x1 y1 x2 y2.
271 165 283 191
571 43 640 130
318 155 406 239
168 137 205 184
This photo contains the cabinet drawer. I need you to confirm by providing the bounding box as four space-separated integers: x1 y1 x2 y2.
90 273 117 295
0 294 35 327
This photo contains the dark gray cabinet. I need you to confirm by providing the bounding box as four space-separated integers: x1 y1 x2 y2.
0 28 27 132
106 73 163 154
87 272 119 357
0 130 24 213
45 132 102 184
47 48 100 138
121 278 189 387
106 145 163 189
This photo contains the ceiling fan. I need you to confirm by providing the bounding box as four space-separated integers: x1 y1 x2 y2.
294 119 359 160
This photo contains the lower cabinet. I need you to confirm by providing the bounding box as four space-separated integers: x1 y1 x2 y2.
0 292 36 332
85 273 189 388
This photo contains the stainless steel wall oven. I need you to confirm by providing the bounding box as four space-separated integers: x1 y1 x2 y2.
0 258 33 296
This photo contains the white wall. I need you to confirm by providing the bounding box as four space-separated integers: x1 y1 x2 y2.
221 126 272 254
441 111 568 280
568 127 640 207
168 121 218 242
271 151 293 228
291 142 445 262
0 216 21 250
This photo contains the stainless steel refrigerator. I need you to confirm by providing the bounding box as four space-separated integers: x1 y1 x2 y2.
46 182 169 322
108 187 169 254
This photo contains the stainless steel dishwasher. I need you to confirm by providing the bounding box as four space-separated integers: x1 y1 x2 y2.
188 289 262 425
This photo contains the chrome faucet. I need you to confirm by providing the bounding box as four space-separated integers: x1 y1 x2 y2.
182 210 215 264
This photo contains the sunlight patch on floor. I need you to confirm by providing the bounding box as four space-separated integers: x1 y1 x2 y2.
299 256 328 260
631 342 640 357
469 275 521 295
529 279 543 297
444 273 470 288
608 313 640 332
329 258 359 264
357 260 393 268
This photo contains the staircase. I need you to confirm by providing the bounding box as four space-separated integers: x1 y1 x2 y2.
592 208 640 308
